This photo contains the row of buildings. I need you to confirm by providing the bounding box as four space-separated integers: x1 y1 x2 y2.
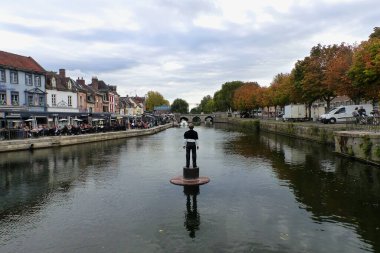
0 50 146 128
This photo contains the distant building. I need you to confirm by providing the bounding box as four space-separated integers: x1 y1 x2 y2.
0 51 47 128
0 50 46 112
45 69 79 113
88 77 120 114
119 96 145 116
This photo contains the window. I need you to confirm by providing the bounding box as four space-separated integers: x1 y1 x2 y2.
79 95 83 107
10 71 18 84
11 92 19 105
51 77 56 88
0 92 6 105
28 95 33 106
34 75 41 87
39 96 44 106
52 94 56 106
335 108 345 114
0 69 5 82
68 95 72 106
25 74 33 86
67 80 72 89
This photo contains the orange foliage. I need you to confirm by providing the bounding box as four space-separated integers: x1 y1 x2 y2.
233 84 260 110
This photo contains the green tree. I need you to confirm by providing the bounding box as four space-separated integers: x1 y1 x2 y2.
369 27 380 39
270 73 291 109
291 58 320 118
190 106 201 114
203 99 215 113
199 95 214 113
213 81 244 111
171 98 189 113
145 91 169 111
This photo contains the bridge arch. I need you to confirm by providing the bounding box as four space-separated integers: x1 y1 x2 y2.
204 115 214 122
192 116 201 124
179 117 189 122
175 113 215 124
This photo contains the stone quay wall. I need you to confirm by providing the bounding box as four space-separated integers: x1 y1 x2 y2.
0 123 173 153
216 118 341 145
334 131 380 165
215 117 380 165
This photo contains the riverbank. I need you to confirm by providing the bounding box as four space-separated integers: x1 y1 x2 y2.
215 117 380 165
0 123 173 153
216 118 341 145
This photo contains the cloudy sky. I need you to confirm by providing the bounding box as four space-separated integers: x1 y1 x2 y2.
1 0 378 107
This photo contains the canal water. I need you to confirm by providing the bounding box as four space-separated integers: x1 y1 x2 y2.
0 125 379 253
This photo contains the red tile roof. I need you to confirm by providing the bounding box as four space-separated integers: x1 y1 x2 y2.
0 50 46 73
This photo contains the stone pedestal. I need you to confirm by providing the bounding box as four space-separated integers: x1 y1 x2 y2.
170 166 210 186
183 167 199 179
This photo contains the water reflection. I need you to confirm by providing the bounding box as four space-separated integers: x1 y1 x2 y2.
226 130 380 252
0 139 125 220
183 186 200 238
1 125 380 252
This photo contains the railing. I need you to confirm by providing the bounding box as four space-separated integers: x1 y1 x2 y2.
0 123 157 141
0 129 30 140
342 116 380 132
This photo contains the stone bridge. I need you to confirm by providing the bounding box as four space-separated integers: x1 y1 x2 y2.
174 113 215 123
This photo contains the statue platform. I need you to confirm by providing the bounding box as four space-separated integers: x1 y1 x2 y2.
170 167 210 186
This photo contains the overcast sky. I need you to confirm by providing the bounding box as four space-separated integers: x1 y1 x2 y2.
1 0 378 107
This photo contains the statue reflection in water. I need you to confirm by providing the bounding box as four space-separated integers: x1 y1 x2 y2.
183 185 200 238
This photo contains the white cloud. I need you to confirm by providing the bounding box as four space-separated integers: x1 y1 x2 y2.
162 61 184 71
0 0 379 105
193 15 226 30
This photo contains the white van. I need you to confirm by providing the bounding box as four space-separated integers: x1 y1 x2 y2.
319 104 373 124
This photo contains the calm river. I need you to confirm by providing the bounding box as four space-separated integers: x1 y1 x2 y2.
0 125 380 253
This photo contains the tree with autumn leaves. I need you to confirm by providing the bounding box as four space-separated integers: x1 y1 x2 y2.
197 27 380 116
233 82 260 112
349 36 380 103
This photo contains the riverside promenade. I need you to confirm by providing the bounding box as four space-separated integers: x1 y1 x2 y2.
0 123 173 153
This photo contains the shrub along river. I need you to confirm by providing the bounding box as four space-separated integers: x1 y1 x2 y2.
0 124 379 253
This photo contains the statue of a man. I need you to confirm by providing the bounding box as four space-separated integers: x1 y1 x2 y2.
183 123 199 168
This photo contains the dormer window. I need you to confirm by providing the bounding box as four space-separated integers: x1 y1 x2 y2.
68 80 72 90
51 77 56 88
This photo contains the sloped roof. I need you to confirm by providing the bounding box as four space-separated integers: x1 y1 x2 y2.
0 50 46 73
130 96 145 104
46 72 78 92
120 97 135 107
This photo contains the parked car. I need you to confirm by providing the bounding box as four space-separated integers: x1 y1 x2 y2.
319 104 373 124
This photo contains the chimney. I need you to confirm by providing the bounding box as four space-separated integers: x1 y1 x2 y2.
76 77 85 86
91 76 99 90
59 69 66 78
